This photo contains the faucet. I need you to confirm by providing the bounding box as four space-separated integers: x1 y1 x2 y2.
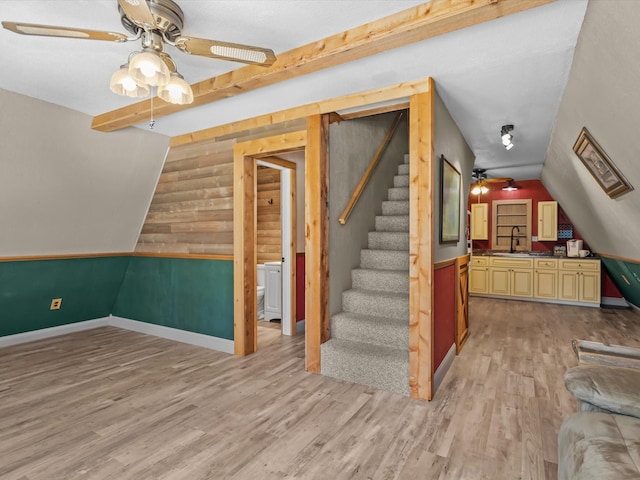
510 226 520 253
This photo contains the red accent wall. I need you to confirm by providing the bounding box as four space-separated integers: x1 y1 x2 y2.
468 179 622 298
434 264 456 371
296 253 305 322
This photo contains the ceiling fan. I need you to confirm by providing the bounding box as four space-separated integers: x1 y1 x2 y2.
2 0 277 105
470 168 514 194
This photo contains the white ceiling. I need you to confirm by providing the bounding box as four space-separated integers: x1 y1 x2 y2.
0 0 588 180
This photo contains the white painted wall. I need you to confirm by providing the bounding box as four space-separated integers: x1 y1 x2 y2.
542 1 640 260
0 88 169 255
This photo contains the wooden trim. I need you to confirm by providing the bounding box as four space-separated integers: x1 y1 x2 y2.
596 252 640 265
259 156 297 170
434 258 457 270
289 168 297 337
233 149 257 356
408 80 435 401
93 0 555 133
455 254 471 354
132 252 233 261
338 111 404 225
171 81 429 147
0 252 131 262
305 114 330 373
233 131 307 356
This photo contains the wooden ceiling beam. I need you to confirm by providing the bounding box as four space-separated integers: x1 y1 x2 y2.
91 0 556 133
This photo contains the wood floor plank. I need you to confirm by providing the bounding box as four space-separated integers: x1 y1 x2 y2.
0 299 639 479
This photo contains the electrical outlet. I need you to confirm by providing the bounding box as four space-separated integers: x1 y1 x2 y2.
50 298 62 310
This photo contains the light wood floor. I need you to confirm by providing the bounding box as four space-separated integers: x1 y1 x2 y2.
1 299 639 480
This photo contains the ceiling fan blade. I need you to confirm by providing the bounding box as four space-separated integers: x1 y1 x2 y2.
117 0 156 30
2 21 128 42
483 177 513 183
175 36 276 66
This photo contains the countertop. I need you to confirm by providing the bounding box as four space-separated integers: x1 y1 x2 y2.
472 250 599 260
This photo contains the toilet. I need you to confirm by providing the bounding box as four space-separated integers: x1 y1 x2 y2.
257 264 265 320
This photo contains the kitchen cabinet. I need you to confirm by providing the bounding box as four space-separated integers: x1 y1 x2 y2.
492 199 532 251
534 258 558 299
469 256 489 294
558 259 601 304
537 201 558 241
488 257 533 297
471 203 488 240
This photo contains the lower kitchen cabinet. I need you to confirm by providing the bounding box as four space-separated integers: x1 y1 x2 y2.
534 258 558 300
470 256 489 294
558 259 601 304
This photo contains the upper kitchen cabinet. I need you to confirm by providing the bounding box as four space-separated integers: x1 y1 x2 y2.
538 201 558 241
471 203 488 240
491 199 532 251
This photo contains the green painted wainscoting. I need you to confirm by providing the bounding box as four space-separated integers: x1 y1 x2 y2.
112 256 234 340
601 256 640 308
0 255 131 337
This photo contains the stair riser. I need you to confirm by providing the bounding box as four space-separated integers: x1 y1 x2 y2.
388 187 409 201
398 164 409 175
321 341 409 396
367 232 409 251
393 175 409 188
343 291 409 320
361 250 409 271
352 269 409 294
375 215 409 232
331 313 408 348
404 153 410 164
381 201 409 216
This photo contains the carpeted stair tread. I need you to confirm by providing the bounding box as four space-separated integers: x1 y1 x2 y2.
320 338 409 396
331 311 408 349
388 187 409 200
374 215 409 232
361 249 409 271
351 268 408 293
368 231 409 251
381 200 409 216
342 288 409 320
398 164 409 175
393 175 409 187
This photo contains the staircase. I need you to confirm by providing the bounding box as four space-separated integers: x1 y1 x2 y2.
321 154 410 396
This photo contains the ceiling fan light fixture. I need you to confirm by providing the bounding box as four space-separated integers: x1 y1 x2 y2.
471 184 489 195
110 64 149 98
158 72 194 105
129 49 170 86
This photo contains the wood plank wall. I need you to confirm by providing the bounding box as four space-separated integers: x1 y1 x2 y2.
136 139 236 255
256 166 282 264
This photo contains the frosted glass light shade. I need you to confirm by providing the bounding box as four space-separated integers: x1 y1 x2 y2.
110 65 150 98
129 50 170 87
158 73 194 105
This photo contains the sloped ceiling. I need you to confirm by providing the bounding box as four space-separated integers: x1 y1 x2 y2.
542 0 640 260
0 1 587 181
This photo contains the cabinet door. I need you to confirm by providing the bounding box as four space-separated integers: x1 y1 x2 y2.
265 266 282 312
534 269 557 299
558 271 579 301
580 272 601 303
471 203 488 240
512 268 533 297
470 267 488 294
538 201 558 241
489 268 510 295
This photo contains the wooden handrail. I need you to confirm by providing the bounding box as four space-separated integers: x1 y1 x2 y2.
338 111 405 225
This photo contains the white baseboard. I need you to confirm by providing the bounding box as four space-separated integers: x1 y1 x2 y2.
296 319 306 334
108 316 234 354
433 343 457 393
601 296 629 308
0 317 109 348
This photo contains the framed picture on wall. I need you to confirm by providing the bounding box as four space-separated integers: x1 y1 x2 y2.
573 127 633 199
440 155 460 243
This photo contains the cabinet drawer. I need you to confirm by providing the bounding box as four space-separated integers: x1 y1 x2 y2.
534 258 558 269
472 256 489 267
559 259 600 271
489 257 534 268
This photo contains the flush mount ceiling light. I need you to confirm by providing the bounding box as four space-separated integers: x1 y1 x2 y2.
3 0 277 107
502 179 520 191
501 124 514 150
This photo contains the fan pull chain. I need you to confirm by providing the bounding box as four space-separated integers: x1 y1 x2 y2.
149 92 155 130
